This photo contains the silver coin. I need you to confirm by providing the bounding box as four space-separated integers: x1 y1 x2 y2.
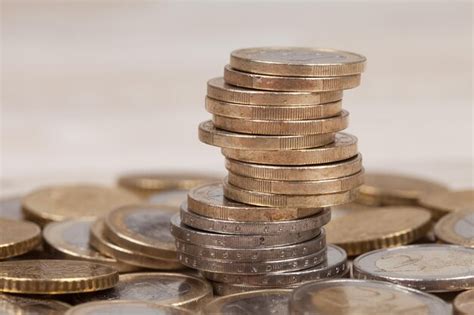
353 244 474 292
65 300 192 315
0 294 71 314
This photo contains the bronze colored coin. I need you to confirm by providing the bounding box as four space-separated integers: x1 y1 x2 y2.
70 272 213 309
221 132 357 165
230 47 366 77
65 301 192 315
0 218 41 260
325 207 432 256
187 183 323 222
224 65 361 92
21 184 142 226
0 260 118 294
454 289 474 315
0 294 71 314
434 208 474 247
419 190 474 219
207 77 343 106
0 197 23 220
199 121 335 150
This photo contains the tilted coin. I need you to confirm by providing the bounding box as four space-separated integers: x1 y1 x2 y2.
289 279 450 315
230 47 366 77
224 65 361 92
0 218 41 259
65 300 192 315
207 77 343 106
0 294 71 314
454 289 474 315
69 272 213 309
0 260 118 294
187 183 323 222
199 121 335 150
325 207 432 256
434 208 474 247
21 184 142 226
202 289 292 315
331 202 375 219
0 197 23 220
221 132 358 165
353 244 474 292
419 190 474 219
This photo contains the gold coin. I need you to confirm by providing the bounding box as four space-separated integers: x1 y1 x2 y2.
230 47 366 77
207 77 343 105
224 65 361 92
0 294 71 314
325 206 432 256
0 196 23 220
21 184 142 226
199 120 335 150
419 190 474 219
454 289 474 315
0 218 41 260
65 301 192 315
0 260 118 294
221 132 357 165
434 208 474 247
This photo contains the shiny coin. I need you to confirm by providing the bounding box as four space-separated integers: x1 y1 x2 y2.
453 289 474 315
65 300 192 315
419 190 474 219
21 184 142 226
353 244 474 292
326 207 432 256
0 294 70 314
289 279 450 315
230 47 366 77
221 132 357 165
0 260 118 294
0 197 23 220
199 121 335 150
0 218 41 260
434 208 474 247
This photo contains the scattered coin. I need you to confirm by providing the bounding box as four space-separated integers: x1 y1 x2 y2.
65 300 193 315
0 197 23 220
453 289 474 315
0 218 41 260
0 294 71 314
419 190 474 219
434 208 474 247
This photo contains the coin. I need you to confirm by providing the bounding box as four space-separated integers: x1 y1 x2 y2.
202 289 292 315
221 132 358 165
0 294 71 314
21 184 142 226
0 260 118 294
434 208 474 247
353 244 474 292
0 197 23 220
419 190 474 219
69 272 213 309
65 301 192 315
325 207 432 256
187 183 322 222
224 65 361 92
453 289 474 315
0 218 41 259
289 279 450 315
199 121 335 150
230 47 366 77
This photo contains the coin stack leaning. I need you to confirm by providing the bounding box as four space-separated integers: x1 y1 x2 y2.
172 47 367 293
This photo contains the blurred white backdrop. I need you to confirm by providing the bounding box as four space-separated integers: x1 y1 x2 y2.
1 0 473 197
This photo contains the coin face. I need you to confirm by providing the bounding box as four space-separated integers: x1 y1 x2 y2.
0 197 23 220
0 218 41 259
0 294 71 314
65 300 192 315
453 289 474 315
419 190 474 218
289 279 450 315
353 244 474 292
434 208 474 247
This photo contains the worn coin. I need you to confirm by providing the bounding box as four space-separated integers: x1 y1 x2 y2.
0 197 23 220
434 208 474 247
419 190 474 219
453 289 474 315
0 218 41 260
0 294 71 314
65 300 193 315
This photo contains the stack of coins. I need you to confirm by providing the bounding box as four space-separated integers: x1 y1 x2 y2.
172 47 367 293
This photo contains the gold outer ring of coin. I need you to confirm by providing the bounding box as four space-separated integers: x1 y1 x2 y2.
230 47 366 77
227 170 364 195
212 110 349 135
206 97 343 121
419 190 474 219
453 289 474 315
207 77 343 106
224 65 361 92
65 301 193 315
434 208 474 247
221 132 358 165
0 218 41 259
325 206 433 256
187 183 324 222
0 259 118 294
199 120 335 150
0 294 71 313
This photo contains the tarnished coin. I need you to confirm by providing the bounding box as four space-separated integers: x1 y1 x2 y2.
434 208 474 247
0 294 70 314
0 260 118 294
454 289 474 315
419 190 474 219
187 183 323 222
70 272 213 309
325 207 432 256
224 65 361 92
65 301 192 315
289 279 450 315
221 132 358 165
207 77 343 106
202 289 292 315
353 244 474 292
0 197 23 220
199 121 335 150
230 47 366 77
21 184 142 226
0 218 41 259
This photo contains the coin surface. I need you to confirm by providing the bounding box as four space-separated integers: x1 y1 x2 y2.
65 300 193 315
353 244 474 292
453 289 474 315
419 190 474 219
0 218 41 259
0 260 118 294
325 207 432 256
434 208 474 247
289 279 450 315
22 184 142 226
230 47 366 77
0 197 23 220
0 294 71 314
